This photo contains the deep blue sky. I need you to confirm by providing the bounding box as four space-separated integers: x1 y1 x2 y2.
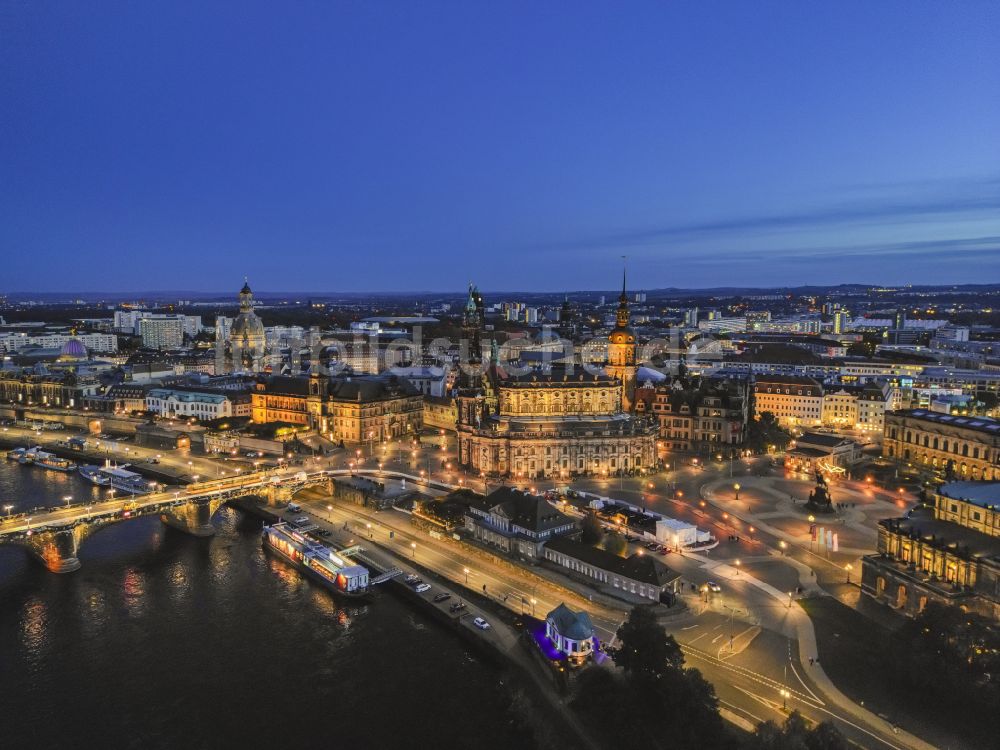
2 1 998 293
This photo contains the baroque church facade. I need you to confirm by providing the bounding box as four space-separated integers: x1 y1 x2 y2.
455 274 657 479
215 280 268 374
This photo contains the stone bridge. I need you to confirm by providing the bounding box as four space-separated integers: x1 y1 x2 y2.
0 472 332 573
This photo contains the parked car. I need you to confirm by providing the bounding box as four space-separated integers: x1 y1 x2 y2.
433 593 452 603
404 574 420 584
706 581 722 593
472 617 490 630
414 583 431 593
449 602 467 613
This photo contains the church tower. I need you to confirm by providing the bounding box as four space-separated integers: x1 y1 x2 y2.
461 282 485 386
606 263 637 411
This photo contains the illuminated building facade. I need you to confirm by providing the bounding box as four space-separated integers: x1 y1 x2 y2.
861 481 1000 621
250 372 422 444
325 375 423 444
753 375 824 427
635 377 748 451
605 269 637 412
884 409 1000 481
455 363 657 479
217 280 268 374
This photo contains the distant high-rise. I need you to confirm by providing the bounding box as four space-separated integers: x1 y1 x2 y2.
139 316 184 350
894 308 907 331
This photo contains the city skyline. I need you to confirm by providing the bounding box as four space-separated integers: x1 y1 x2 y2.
3 2 999 292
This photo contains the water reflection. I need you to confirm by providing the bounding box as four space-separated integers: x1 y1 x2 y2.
0 461 539 749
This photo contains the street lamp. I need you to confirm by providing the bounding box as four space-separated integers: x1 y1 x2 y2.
530 597 537 616
463 567 470 584
366 522 372 538
3 504 13 519
63 494 72 508
787 591 793 608
845 563 853 584
735 559 741 576
733 483 741 503
780 688 790 710
326 504 333 520
779 540 787 555
410 542 416 557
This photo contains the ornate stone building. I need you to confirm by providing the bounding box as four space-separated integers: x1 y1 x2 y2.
250 372 422 444
635 376 749 452
462 282 486 369
884 409 1000 481
325 374 423 443
216 280 268 374
251 372 327 428
605 269 638 412
862 481 1000 621
454 275 655 479
455 362 657 479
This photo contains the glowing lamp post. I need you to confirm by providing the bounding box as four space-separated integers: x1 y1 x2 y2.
845 563 853 584
463 567 470 584
733 483 741 503
410 542 416 558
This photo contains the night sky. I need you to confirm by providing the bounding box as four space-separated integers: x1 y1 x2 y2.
2 2 998 293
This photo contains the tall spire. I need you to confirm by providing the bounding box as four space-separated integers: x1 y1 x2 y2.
615 256 630 328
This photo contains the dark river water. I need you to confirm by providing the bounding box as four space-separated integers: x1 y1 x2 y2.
0 459 539 749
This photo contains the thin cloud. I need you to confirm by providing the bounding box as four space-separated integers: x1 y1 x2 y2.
528 175 1000 252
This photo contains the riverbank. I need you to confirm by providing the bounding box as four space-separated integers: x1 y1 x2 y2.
231 493 599 750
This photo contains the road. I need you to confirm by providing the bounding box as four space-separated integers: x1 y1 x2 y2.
296 488 917 750
2 412 928 748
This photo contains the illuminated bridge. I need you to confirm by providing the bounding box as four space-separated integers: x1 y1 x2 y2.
0 470 333 573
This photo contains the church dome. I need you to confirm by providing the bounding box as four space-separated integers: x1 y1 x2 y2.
58 338 88 360
230 310 265 344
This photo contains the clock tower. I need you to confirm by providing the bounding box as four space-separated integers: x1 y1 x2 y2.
606 264 637 411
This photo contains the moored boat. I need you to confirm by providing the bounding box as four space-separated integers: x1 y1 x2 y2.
79 464 111 485
34 452 75 472
18 446 44 465
98 464 152 495
263 522 371 598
